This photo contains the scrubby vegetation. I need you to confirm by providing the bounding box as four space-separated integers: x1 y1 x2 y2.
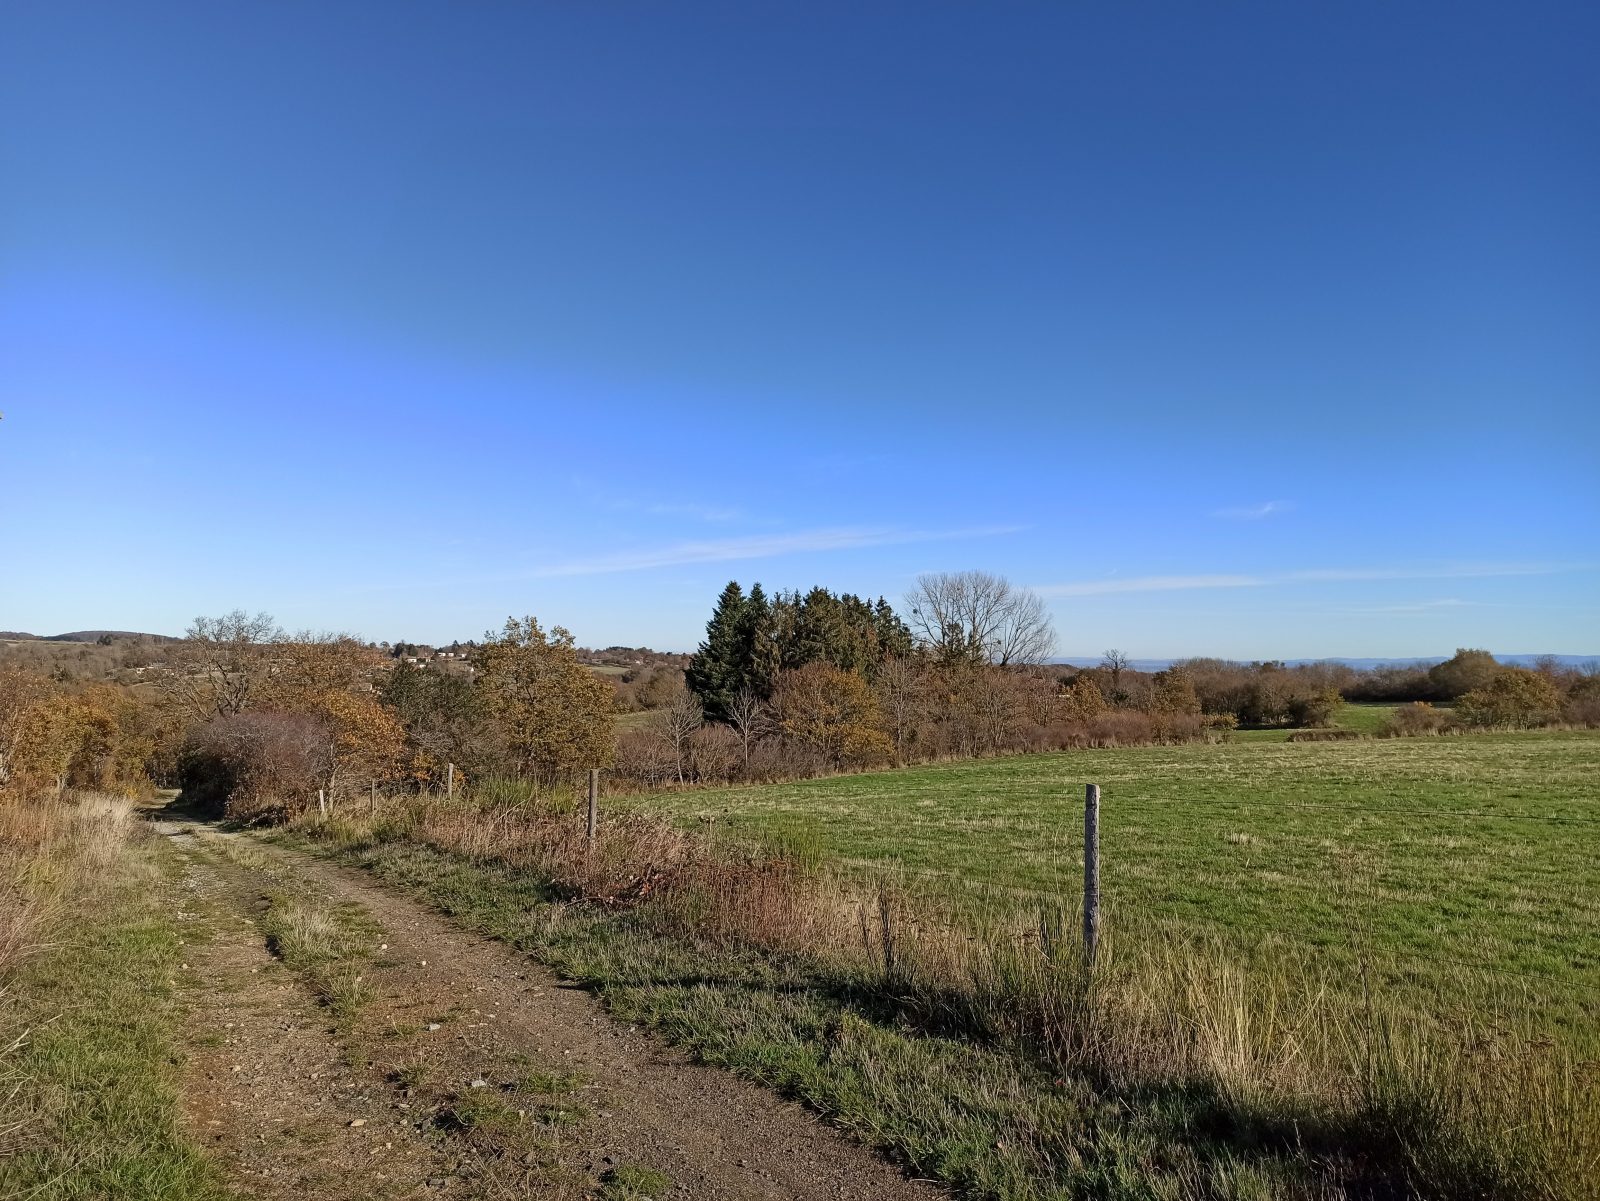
6 597 1595 821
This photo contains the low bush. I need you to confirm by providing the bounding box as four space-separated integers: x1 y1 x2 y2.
178 711 332 819
1378 702 1461 737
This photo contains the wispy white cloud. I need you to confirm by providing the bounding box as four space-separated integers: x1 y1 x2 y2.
1212 500 1291 520
1288 563 1572 582
565 473 747 524
534 524 1026 578
1335 598 1480 615
1034 562 1591 602
1034 574 1266 598
642 501 744 523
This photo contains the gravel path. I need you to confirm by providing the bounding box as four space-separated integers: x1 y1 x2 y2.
157 818 946 1201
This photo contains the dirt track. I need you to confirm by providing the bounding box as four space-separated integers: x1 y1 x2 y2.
157 817 945 1201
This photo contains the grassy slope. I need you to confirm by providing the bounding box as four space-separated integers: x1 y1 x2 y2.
626 731 1600 1049
0 834 224 1201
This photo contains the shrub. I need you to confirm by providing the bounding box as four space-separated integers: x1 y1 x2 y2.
685 724 739 783
1458 668 1562 729
1378 702 1460 737
1086 710 1156 747
1287 687 1344 728
1427 648 1501 700
1562 676 1600 728
613 728 678 788
773 663 892 768
179 711 333 819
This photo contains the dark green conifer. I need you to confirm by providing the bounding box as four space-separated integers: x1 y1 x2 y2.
686 580 745 720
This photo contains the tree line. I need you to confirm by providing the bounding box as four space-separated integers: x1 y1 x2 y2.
3 586 1595 815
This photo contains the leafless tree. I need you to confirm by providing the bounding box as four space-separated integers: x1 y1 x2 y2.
873 656 924 766
1099 649 1131 702
653 689 703 783
953 667 1023 755
725 687 770 774
158 610 285 722
905 571 1056 667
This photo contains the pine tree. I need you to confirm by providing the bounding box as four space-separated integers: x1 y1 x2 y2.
738 583 781 699
686 581 745 721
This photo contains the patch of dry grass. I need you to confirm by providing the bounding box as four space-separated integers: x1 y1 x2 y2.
0 791 222 1198
257 890 379 1019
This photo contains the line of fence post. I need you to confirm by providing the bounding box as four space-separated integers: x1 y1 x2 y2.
586 769 600 845
1083 782 1101 967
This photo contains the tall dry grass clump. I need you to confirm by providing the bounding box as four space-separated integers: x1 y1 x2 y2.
1 791 140 1158
1 792 137 978
298 786 1597 1200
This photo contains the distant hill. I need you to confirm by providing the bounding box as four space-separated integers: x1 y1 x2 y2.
0 630 173 643
1054 654 1598 671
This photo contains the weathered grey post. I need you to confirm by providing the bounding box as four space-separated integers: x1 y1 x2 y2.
586 769 600 845
1083 783 1101 966
370 780 377 815
446 762 455 798
318 788 327 818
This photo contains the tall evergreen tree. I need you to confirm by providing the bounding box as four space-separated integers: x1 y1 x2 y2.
686 581 745 721
738 582 781 699
691 581 917 719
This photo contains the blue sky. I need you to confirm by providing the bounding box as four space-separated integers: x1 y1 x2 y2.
2 2 1596 657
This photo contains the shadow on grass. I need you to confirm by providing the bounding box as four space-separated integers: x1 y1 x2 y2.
325 837 1513 1200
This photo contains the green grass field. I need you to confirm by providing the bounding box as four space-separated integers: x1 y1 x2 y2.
634 730 1600 1048
1227 700 1399 742
1332 700 1401 732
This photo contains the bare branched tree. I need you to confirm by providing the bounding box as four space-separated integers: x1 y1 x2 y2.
873 656 924 766
725 687 770 774
654 689 704 783
1099 649 1130 703
905 571 1056 667
158 610 285 722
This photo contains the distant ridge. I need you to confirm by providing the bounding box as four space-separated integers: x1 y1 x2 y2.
0 630 173 642
1053 654 1599 671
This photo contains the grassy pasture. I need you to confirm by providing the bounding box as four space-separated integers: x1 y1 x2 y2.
1333 700 1400 732
635 731 1600 1049
1228 701 1399 742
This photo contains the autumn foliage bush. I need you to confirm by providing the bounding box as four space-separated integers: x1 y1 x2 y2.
179 711 334 819
1379 702 1461 737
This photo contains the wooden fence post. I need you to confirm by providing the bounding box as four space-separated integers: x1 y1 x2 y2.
447 762 455 799
370 780 377 815
586 769 600 845
1083 783 1101 966
318 788 327 819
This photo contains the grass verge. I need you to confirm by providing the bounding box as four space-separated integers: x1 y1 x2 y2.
0 800 224 1200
